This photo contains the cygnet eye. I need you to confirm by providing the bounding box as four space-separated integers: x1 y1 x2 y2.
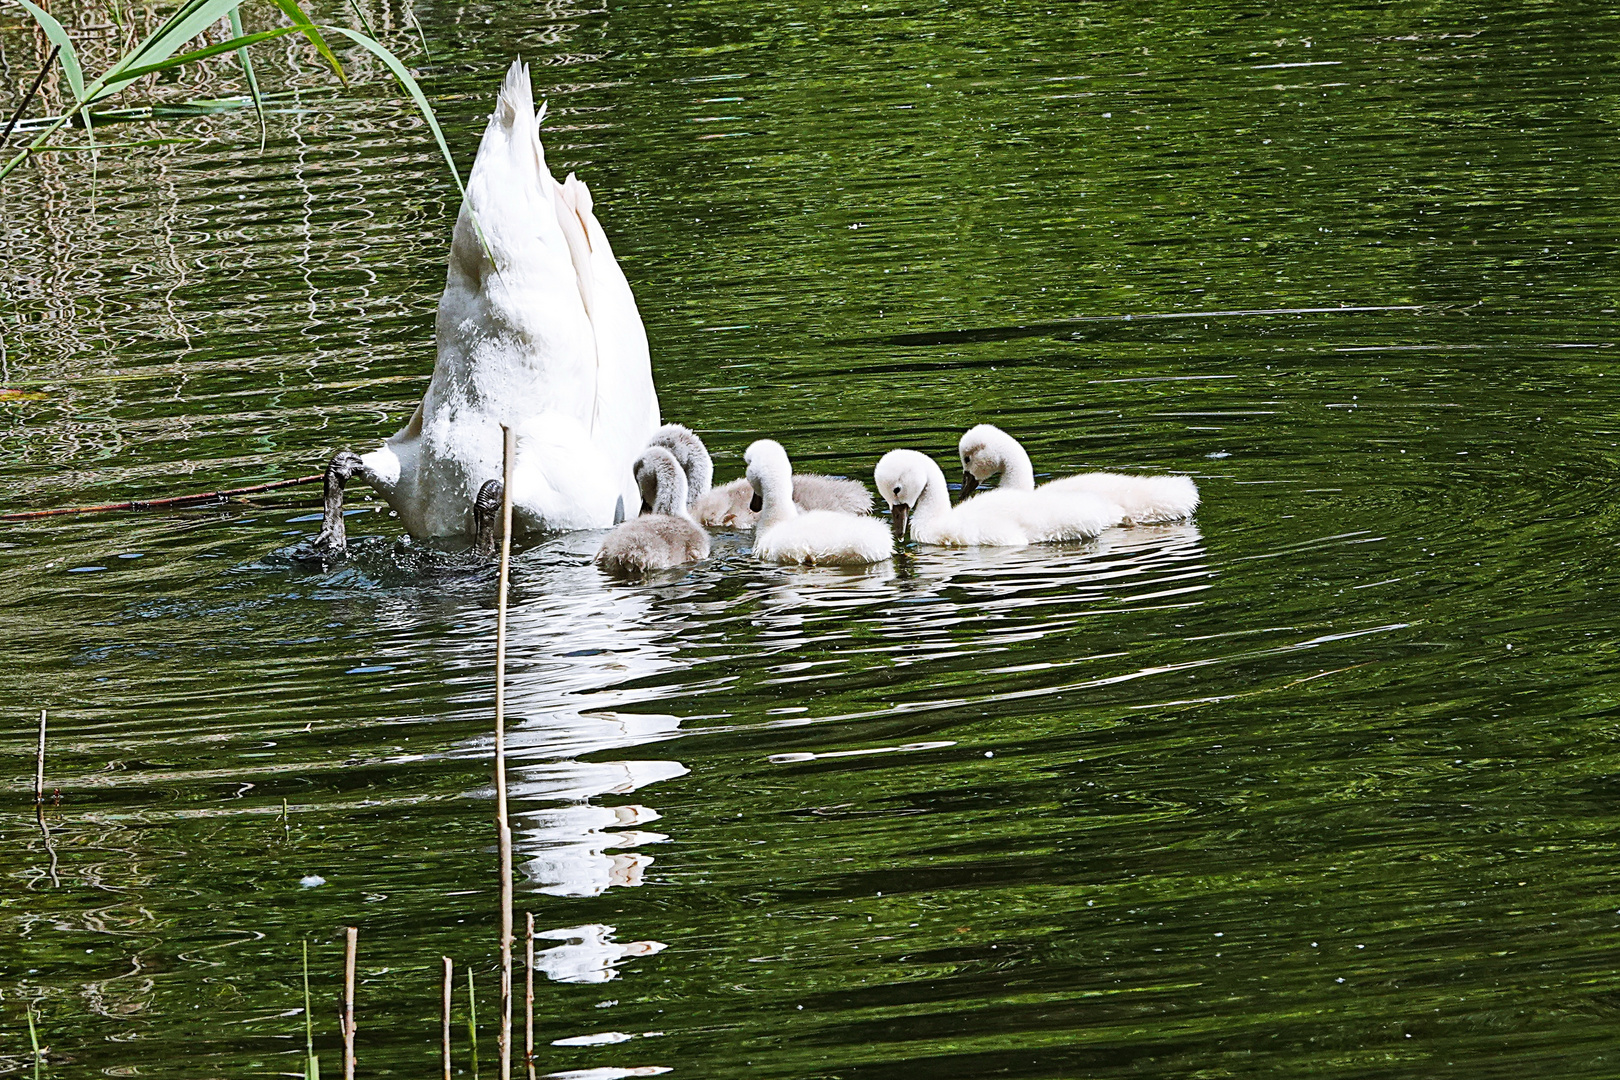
892 485 901 495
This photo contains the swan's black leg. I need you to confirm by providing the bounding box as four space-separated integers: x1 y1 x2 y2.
474 479 504 557
299 451 363 560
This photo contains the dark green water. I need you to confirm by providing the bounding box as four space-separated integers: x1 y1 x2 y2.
6 0 1620 1075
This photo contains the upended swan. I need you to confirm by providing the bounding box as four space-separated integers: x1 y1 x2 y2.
746 440 892 565
306 61 660 557
644 425 871 528
958 424 1198 525
595 446 710 575
875 449 1124 547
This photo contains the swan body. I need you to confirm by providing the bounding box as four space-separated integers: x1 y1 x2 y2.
644 424 873 527
595 447 709 575
746 440 892 565
958 424 1198 525
875 449 1124 547
344 60 659 544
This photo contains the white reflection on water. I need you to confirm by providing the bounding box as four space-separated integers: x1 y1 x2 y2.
535 923 669 984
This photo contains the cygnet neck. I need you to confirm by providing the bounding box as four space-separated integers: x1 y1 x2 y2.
754 464 798 530
646 453 690 517
987 429 1036 490
909 455 954 531
649 425 713 504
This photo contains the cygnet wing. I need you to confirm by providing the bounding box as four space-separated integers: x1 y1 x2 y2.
1045 472 1199 524
791 474 874 515
693 477 754 528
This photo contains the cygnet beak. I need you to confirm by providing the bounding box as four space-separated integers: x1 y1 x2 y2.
959 470 980 499
749 491 763 513
890 503 910 542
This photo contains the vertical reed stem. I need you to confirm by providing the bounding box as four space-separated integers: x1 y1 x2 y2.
35 709 46 804
442 957 453 1080
525 912 536 1080
303 940 319 1080
494 425 516 1080
342 927 358 1080
467 968 479 1079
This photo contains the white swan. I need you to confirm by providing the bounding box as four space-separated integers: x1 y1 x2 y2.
595 447 709 575
645 425 872 528
958 424 1198 525
746 440 892 566
874 449 1124 547
307 61 660 556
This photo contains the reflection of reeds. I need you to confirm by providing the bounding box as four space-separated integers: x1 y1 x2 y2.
3 1 464 200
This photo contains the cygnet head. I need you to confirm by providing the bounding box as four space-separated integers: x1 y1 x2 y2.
632 445 689 517
645 423 712 505
958 423 1017 498
743 439 794 520
873 448 938 542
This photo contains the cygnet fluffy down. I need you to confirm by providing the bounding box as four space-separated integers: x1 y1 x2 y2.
746 440 892 565
959 423 1198 524
875 448 1124 547
595 446 710 575
643 423 713 512
645 424 871 527
696 474 872 529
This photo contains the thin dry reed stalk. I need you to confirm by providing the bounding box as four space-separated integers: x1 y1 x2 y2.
525 912 536 1080
34 709 46 803
342 927 357 1080
494 424 516 1080
442 957 453 1080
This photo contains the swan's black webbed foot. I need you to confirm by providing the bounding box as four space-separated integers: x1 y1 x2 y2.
473 478 505 557
295 451 363 561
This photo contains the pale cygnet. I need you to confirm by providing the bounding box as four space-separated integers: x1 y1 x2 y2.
595 446 710 575
643 424 870 526
875 448 1124 547
958 423 1199 524
745 440 892 565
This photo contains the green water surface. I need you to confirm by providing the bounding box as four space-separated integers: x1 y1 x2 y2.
4 0 1620 1076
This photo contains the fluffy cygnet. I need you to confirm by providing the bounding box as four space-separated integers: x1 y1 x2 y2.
958 423 1199 524
875 449 1124 547
595 446 710 575
696 474 872 528
746 440 892 565
644 424 871 527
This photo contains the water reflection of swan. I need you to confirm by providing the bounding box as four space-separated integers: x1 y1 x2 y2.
535 923 668 984
421 542 690 973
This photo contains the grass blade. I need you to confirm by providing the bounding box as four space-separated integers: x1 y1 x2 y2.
13 0 84 101
111 27 299 85
267 0 346 83
318 24 465 199
228 6 265 138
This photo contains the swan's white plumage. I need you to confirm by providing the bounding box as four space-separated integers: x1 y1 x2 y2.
876 449 1124 547
959 424 1198 525
358 61 659 539
746 440 892 566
